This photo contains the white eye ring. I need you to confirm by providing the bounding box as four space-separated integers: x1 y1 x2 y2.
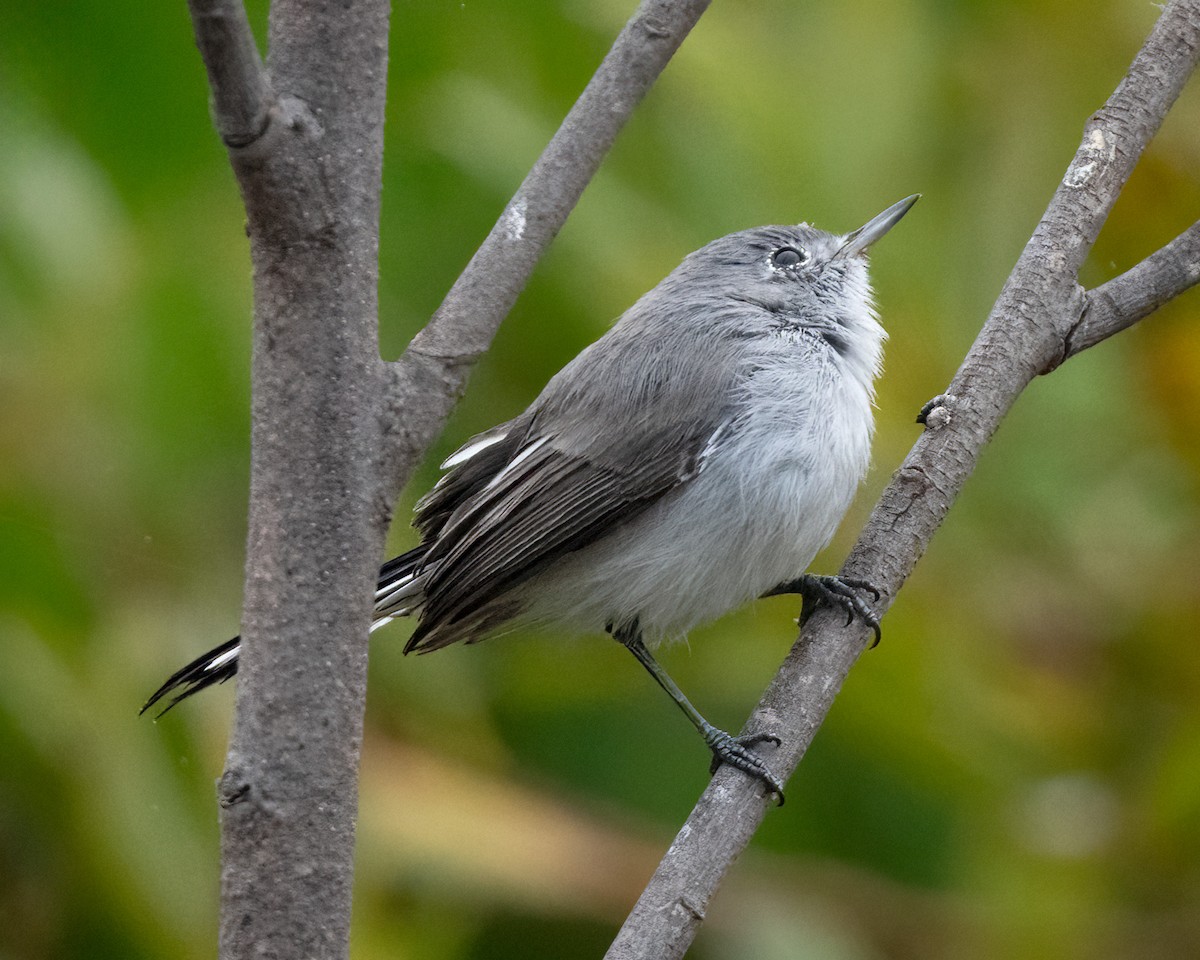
771 246 808 269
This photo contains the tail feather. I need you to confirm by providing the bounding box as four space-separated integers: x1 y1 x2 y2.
374 545 427 612
140 636 241 717
375 545 426 596
143 545 431 716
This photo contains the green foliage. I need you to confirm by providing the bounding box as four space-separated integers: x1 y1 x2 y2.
2 1 1199 957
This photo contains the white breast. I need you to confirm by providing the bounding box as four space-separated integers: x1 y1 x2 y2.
523 339 877 641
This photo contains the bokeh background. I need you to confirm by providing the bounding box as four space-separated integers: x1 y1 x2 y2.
3 0 1200 957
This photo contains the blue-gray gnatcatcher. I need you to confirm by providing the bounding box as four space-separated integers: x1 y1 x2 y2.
144 195 918 801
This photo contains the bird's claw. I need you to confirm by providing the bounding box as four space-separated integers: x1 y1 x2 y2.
797 574 883 647
705 728 785 805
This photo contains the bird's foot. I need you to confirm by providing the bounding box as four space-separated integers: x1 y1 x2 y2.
766 574 882 647
703 727 785 805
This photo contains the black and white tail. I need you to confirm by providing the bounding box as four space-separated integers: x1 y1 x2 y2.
139 636 242 716
143 419 526 717
141 545 428 717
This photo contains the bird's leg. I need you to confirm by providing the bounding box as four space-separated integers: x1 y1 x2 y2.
608 620 785 804
763 574 882 647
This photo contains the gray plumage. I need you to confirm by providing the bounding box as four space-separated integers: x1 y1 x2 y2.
381 214 896 648
144 196 918 798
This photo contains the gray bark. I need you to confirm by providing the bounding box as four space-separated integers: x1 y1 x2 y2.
1066 220 1200 358
186 0 393 957
605 2 1200 958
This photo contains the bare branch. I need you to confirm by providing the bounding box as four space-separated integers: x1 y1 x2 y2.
1067 220 1200 358
201 0 394 958
382 0 711 499
187 0 273 148
606 2 1200 957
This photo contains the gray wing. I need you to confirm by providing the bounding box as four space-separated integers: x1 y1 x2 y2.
404 324 741 651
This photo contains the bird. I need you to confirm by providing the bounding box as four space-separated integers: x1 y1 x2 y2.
143 195 918 803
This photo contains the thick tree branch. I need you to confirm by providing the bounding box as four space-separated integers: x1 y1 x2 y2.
186 0 273 148
381 0 711 502
1067 220 1200 358
606 2 1200 957
195 0 393 958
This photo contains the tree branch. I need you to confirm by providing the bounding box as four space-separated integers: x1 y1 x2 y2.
382 0 711 502
606 2 1200 957
198 0 394 957
1067 220 1200 359
186 0 273 148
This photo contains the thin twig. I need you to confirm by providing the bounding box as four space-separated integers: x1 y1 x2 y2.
1067 220 1200 358
187 0 273 148
382 0 712 501
606 2 1200 957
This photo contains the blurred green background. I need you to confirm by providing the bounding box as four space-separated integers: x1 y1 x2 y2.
3 0 1199 957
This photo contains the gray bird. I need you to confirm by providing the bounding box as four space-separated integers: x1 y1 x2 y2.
144 195 918 801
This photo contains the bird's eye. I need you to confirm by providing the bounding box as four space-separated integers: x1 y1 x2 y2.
771 246 808 269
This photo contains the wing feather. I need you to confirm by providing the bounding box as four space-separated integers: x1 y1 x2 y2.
405 309 745 651
407 419 721 650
